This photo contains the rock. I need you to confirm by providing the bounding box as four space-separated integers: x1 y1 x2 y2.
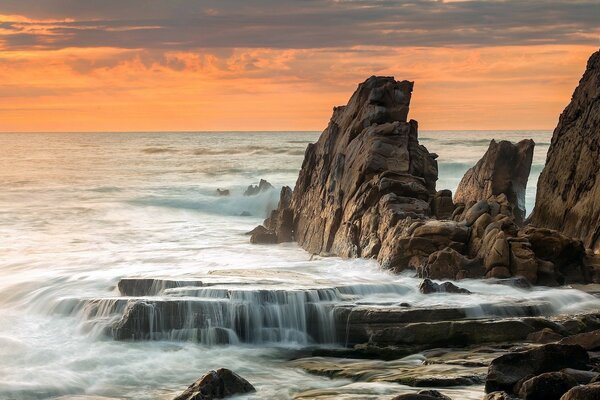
560 382 600 400
454 139 535 225
248 225 278 244
263 186 294 243
430 190 455 220
530 50 600 253
561 368 600 384
392 390 452 400
527 328 563 344
559 329 600 350
173 368 255 400
243 179 273 196
483 392 515 400
419 278 471 294
216 189 230 196
422 247 484 280
264 77 438 267
485 344 590 394
517 372 577 400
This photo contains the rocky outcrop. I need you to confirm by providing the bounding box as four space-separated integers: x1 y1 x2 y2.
530 50 600 253
173 368 255 400
419 278 470 294
249 74 596 285
244 179 273 196
454 139 534 225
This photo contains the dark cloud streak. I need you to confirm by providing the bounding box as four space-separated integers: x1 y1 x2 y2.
0 0 598 50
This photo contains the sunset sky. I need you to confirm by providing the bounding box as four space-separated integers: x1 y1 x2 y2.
0 0 598 132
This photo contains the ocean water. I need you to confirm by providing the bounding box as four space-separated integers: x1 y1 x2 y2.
0 131 596 400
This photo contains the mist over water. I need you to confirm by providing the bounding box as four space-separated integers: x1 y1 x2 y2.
0 131 588 400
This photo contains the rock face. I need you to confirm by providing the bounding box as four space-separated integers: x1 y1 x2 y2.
485 344 589 394
454 139 534 225
530 50 600 253
244 179 273 196
249 74 594 284
173 368 255 400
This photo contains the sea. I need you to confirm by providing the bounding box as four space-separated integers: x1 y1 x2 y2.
0 131 598 400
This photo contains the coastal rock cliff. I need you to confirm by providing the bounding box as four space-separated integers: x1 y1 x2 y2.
252 74 595 284
453 139 534 225
267 76 439 260
530 50 600 253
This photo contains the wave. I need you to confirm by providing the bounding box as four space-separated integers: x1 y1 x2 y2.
193 145 306 156
142 147 178 154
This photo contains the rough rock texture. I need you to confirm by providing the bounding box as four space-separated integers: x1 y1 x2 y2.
173 368 255 400
419 278 471 294
559 329 600 350
517 372 577 400
560 383 600 400
454 139 534 225
391 390 452 400
244 179 273 196
530 50 600 253
485 344 589 394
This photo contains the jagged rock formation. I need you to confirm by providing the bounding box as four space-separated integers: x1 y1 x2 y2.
244 179 273 196
251 74 594 285
173 368 255 400
453 139 534 225
530 50 600 253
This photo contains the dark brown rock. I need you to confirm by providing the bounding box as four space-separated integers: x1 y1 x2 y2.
431 190 455 220
422 247 484 280
248 225 278 244
454 139 535 225
391 390 452 400
530 50 600 253
518 372 577 400
560 382 600 400
485 344 590 394
173 368 255 400
527 328 563 344
561 368 600 385
559 329 600 351
243 179 273 196
419 278 471 294
482 392 515 400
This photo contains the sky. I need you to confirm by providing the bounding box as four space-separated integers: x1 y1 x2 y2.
0 0 598 132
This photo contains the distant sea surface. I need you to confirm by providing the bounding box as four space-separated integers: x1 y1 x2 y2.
0 131 563 399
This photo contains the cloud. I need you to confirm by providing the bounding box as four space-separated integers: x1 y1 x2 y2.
0 0 598 51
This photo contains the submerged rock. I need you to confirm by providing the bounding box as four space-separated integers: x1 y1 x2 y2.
419 278 471 294
530 50 600 253
216 189 230 196
454 139 534 225
243 179 273 196
173 368 255 400
391 390 453 400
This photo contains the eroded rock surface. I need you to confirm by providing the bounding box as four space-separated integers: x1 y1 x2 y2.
173 368 255 400
530 50 600 253
454 139 534 225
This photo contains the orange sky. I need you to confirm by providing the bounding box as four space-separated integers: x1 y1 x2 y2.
0 2 598 132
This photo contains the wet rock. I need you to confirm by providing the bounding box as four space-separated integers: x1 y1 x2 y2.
173 368 255 400
392 390 452 400
248 225 278 244
216 189 230 196
243 179 273 196
482 392 515 400
419 278 471 294
490 277 532 289
561 368 600 385
530 50 600 253
527 328 563 344
560 382 600 400
263 186 294 243
422 247 484 281
485 344 590 394
518 372 577 400
454 139 534 225
559 329 600 350
117 278 203 297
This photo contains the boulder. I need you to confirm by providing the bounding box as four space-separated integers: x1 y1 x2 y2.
419 278 471 294
530 50 600 253
560 383 600 400
559 329 600 351
561 368 600 385
391 390 452 400
527 328 563 344
483 392 515 400
453 139 534 225
421 247 484 280
243 179 273 196
248 225 278 244
517 372 577 400
173 368 255 400
485 344 589 394
430 190 455 220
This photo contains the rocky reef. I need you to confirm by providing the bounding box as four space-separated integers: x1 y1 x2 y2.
530 50 600 254
252 70 599 285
